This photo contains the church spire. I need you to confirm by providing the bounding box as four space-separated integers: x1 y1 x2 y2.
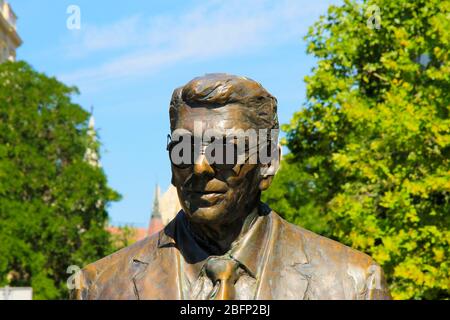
148 184 164 235
84 106 100 167
152 184 161 219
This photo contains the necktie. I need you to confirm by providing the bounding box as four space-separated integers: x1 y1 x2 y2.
205 257 240 300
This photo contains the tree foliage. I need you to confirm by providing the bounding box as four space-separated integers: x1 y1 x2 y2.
0 61 120 299
263 0 449 299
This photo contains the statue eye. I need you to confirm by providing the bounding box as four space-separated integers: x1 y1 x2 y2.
204 142 238 166
168 135 195 169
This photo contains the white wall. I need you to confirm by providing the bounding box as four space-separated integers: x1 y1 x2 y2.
0 287 33 300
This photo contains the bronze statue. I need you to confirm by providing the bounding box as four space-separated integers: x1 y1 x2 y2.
71 74 391 300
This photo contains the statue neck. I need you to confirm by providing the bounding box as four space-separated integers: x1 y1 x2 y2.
187 206 259 256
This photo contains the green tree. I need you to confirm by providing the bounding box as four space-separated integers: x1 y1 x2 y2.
263 0 449 299
0 61 121 299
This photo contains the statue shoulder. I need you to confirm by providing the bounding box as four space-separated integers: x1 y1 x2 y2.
70 232 160 299
272 211 373 265
271 211 391 299
98 233 159 266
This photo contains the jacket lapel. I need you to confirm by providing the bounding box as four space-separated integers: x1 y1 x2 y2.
255 212 310 300
130 210 310 300
131 229 182 300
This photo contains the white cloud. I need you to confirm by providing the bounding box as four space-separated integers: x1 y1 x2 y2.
65 15 142 58
59 0 336 89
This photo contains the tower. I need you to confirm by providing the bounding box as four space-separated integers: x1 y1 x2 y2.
84 107 101 168
0 0 22 62
148 184 164 235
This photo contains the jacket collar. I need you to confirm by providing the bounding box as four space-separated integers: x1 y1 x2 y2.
157 205 272 280
131 204 309 299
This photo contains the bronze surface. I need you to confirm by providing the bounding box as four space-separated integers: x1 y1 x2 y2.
71 74 391 300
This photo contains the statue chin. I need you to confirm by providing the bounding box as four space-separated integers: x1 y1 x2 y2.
178 188 235 224
180 188 260 227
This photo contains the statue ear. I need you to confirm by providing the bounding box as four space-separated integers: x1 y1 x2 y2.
258 144 281 191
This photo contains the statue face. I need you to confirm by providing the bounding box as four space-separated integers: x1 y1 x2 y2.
170 103 265 225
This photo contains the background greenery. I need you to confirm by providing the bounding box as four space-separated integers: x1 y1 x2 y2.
263 0 449 299
0 0 448 300
0 62 120 299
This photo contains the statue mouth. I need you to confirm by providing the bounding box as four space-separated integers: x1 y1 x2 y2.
186 189 226 195
182 188 226 206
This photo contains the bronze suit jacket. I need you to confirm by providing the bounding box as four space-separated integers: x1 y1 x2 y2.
71 209 391 300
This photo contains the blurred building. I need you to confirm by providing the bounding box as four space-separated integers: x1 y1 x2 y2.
148 185 164 235
107 225 148 247
148 184 181 236
0 0 21 62
0 1 28 300
107 184 181 243
84 111 101 168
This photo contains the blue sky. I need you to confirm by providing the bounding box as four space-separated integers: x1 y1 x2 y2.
10 0 339 227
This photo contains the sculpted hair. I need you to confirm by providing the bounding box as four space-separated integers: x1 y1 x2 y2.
169 73 279 131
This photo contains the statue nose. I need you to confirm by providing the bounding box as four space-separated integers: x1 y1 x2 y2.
193 154 215 176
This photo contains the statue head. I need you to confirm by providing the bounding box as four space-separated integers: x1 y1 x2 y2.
168 73 280 226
